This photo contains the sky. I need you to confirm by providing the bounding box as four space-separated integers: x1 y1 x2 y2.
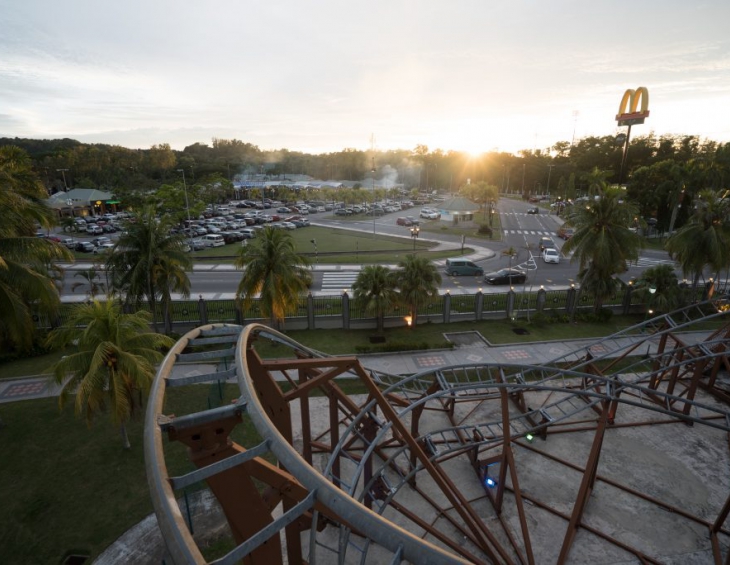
2 0 730 156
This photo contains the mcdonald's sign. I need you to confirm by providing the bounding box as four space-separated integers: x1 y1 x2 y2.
616 86 650 126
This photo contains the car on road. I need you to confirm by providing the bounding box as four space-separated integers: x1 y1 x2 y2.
527 207 539 214
538 237 556 251
557 227 574 240
335 209 352 216
406 216 420 226
483 268 527 285
444 258 484 276
396 217 414 226
542 248 560 264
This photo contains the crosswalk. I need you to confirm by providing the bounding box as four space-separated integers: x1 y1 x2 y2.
504 230 557 237
321 271 360 292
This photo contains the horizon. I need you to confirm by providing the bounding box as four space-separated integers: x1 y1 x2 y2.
3 1 730 154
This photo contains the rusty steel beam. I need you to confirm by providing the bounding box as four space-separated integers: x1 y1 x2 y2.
557 408 609 564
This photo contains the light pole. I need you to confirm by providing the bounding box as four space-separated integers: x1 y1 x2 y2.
310 239 318 264
371 157 376 234
57 169 69 191
546 164 554 198
410 227 419 251
177 169 193 248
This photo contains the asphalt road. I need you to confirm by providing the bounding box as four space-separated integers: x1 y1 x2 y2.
55 199 682 299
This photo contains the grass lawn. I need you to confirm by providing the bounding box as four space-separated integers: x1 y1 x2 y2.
0 383 255 564
0 348 73 380
258 314 648 356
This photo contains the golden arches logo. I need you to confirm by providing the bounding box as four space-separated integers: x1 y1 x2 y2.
616 87 650 125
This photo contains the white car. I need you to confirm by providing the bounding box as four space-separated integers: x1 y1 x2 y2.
542 248 560 264
93 243 115 254
420 210 440 219
279 221 297 230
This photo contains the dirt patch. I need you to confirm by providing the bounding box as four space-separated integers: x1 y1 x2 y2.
443 331 489 347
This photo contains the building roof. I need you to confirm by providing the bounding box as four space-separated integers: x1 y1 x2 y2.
46 188 114 209
438 196 480 212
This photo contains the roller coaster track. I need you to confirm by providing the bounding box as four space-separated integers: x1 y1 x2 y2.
145 297 730 564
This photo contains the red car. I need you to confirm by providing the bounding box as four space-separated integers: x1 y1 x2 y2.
396 217 414 226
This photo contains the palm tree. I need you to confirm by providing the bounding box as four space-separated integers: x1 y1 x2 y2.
392 254 442 328
0 145 73 350
352 265 398 334
71 267 105 299
563 187 642 313
665 189 730 291
632 264 683 313
46 300 173 449
105 207 191 332
235 226 312 330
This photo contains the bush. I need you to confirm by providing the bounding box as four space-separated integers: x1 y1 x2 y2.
355 341 453 354
477 224 493 236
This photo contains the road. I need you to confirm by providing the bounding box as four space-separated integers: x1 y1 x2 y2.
56 199 681 299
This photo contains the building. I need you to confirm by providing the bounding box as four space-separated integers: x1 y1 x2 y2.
45 188 119 217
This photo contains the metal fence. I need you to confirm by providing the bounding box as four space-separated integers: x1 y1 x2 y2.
39 280 722 332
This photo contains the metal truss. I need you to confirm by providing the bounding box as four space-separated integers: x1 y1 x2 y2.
145 298 730 564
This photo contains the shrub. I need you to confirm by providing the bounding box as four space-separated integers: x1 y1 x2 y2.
477 224 493 236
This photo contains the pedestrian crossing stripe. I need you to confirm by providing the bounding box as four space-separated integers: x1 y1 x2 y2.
322 272 359 290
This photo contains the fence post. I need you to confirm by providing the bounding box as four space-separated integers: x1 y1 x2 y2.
443 291 451 324
234 300 243 325
536 286 546 313
198 295 208 325
622 283 633 315
566 285 577 317
307 292 315 330
342 291 350 330
507 288 516 320
703 279 715 301
475 289 484 321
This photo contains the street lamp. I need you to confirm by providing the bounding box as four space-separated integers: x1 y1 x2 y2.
546 164 554 197
57 169 69 191
410 226 419 251
371 157 376 235
310 239 318 264
177 169 193 248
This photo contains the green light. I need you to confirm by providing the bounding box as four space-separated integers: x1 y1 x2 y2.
525 433 534 442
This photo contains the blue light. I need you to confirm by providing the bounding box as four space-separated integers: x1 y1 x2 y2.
485 477 496 488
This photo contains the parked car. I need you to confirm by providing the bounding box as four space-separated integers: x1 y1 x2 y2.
280 221 297 230
86 224 103 235
63 238 76 249
484 268 527 285
557 227 574 240
542 248 560 264
538 237 556 251
335 209 351 216
420 209 440 219
75 241 96 253
396 217 414 226
93 243 115 254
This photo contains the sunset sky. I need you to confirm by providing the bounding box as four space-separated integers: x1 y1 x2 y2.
2 0 729 155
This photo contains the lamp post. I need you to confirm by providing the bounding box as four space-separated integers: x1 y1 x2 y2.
546 164 554 198
57 169 69 191
310 239 318 264
371 157 376 235
410 227 419 251
177 169 193 248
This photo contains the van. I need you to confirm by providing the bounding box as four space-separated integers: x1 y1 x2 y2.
444 258 484 276
202 234 225 247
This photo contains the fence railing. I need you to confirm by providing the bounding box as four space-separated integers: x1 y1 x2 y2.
37 279 724 333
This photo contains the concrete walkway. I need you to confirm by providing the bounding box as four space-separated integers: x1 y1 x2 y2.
0 330 713 405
